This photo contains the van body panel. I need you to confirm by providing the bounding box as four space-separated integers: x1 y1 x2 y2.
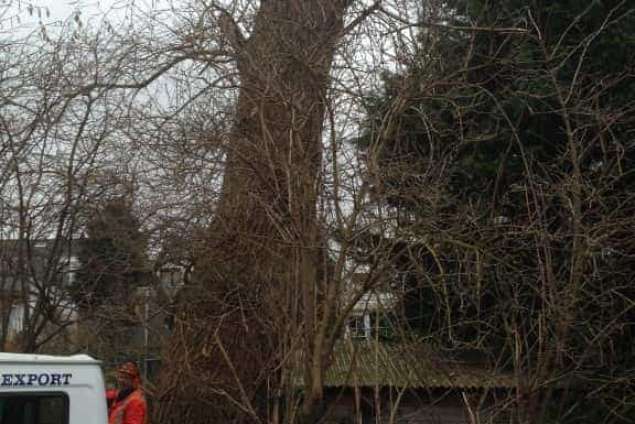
0 353 108 424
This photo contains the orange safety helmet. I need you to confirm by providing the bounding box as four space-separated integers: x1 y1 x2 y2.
116 361 142 389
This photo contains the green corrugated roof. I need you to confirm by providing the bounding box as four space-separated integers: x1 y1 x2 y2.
318 341 516 389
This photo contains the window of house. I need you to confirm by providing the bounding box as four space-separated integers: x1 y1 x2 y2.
347 313 396 340
0 393 68 424
144 358 162 381
159 267 181 286
368 313 395 340
348 315 369 339
57 256 80 287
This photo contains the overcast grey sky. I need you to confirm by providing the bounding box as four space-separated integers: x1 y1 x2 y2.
3 0 162 37
7 1 110 25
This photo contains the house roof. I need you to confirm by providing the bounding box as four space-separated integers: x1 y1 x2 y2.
321 341 517 389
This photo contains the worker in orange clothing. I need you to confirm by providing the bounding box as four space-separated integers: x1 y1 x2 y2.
107 361 148 424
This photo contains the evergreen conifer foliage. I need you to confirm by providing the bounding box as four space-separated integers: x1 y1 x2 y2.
356 1 634 422
73 198 150 313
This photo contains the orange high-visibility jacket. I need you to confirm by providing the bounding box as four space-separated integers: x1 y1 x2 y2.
108 389 148 424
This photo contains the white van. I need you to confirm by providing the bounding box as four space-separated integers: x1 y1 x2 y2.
0 353 108 424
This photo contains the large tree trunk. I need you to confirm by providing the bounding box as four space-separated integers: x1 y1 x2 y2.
156 2 349 423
